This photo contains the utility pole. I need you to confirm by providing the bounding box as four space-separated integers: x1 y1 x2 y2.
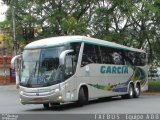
2 47 6 84
12 5 17 55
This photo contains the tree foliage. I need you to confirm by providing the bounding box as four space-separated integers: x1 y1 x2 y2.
0 0 160 66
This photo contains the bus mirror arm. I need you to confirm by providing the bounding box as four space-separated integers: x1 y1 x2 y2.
59 49 74 65
11 55 21 69
59 49 74 88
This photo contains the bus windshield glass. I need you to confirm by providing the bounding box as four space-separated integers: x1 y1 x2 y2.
20 46 65 87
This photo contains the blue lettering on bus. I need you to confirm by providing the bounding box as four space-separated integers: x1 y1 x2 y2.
100 66 128 74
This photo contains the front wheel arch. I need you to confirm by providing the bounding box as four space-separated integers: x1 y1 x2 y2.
76 85 88 106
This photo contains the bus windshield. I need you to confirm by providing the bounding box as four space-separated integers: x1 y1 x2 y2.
20 46 65 87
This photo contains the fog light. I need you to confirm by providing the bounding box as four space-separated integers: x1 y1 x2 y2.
20 91 24 95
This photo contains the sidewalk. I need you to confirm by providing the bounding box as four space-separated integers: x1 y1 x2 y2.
0 84 18 91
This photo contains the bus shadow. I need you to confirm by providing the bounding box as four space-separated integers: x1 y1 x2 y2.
25 96 123 112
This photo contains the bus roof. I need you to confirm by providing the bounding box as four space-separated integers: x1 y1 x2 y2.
24 35 145 53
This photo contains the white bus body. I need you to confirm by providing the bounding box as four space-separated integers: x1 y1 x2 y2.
11 36 148 108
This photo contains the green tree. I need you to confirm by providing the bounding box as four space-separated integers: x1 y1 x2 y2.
1 0 160 66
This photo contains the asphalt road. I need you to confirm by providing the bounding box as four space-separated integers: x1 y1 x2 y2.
0 85 160 114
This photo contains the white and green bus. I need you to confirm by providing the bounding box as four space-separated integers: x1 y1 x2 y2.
11 36 148 108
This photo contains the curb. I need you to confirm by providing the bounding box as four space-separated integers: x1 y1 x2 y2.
142 92 160 95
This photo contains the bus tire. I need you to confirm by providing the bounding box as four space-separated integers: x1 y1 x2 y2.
43 103 50 109
134 84 141 98
77 87 88 106
122 84 134 99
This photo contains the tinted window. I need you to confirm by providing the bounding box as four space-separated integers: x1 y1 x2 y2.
126 51 135 65
94 45 102 63
125 51 146 66
112 49 125 65
100 47 125 65
81 43 100 67
139 53 147 66
81 43 146 66
70 42 81 70
100 46 114 64
70 42 81 58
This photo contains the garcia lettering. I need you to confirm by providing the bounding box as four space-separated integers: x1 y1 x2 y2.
100 66 128 74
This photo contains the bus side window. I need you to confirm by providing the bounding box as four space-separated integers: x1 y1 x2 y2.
134 52 146 66
70 43 81 62
140 53 147 66
70 42 82 69
112 51 124 65
125 51 135 65
134 53 141 66
81 43 97 67
100 46 114 64
94 45 102 63
125 51 146 66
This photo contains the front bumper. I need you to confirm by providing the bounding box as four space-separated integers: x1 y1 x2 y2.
19 88 64 104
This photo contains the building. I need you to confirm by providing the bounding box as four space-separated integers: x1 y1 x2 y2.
0 30 15 84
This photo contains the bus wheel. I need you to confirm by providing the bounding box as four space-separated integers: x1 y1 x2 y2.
77 87 88 106
122 84 134 99
134 84 140 98
43 103 50 109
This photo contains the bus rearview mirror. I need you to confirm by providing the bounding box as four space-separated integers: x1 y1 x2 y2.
11 55 21 69
11 54 22 89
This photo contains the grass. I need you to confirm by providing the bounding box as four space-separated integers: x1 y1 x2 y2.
148 80 160 92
